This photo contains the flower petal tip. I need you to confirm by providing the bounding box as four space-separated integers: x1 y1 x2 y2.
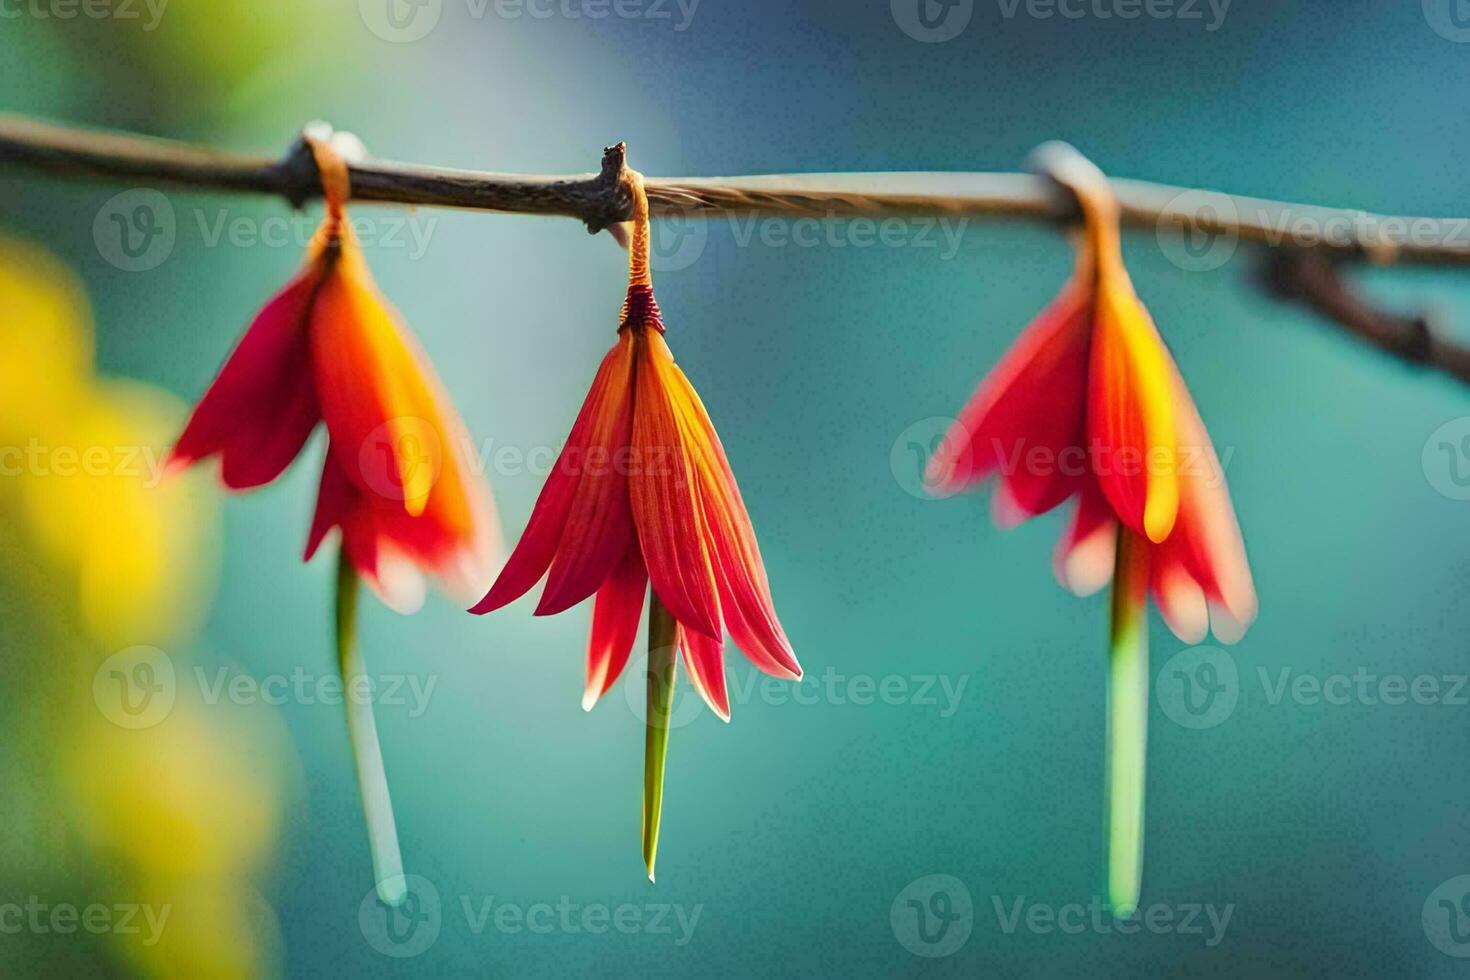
990 485 1028 530
1207 599 1254 646
468 586 511 616
402 493 429 519
1142 500 1177 545
922 460 956 498
161 450 193 482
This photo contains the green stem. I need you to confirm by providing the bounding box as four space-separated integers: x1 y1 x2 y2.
336 549 406 906
642 593 678 883
1105 527 1149 918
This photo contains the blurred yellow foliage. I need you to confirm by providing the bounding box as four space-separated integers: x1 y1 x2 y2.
0 233 289 977
0 235 216 646
65 699 289 979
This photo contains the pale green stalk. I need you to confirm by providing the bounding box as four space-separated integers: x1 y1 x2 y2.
1105 527 1149 917
337 549 406 906
642 594 678 883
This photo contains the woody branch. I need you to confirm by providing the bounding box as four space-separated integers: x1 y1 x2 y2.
1 113 1466 386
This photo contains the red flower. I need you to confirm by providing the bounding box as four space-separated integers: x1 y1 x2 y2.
927 151 1255 644
170 136 497 610
926 145 1256 914
170 134 500 904
472 166 799 880
471 174 800 720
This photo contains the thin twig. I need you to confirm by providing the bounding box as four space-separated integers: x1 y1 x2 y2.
3 113 1470 266
3 113 1470 387
1262 249 1470 386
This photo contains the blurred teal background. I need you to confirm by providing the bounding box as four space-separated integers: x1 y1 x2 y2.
4 0 1470 975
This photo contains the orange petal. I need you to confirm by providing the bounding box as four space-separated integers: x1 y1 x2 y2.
536 339 638 615
1151 556 1208 645
628 331 722 640
927 280 1092 518
172 268 322 488
308 440 483 613
304 447 421 613
1087 270 1178 543
303 226 497 603
1053 483 1117 598
583 545 648 710
649 338 801 680
471 333 635 614
305 441 353 564
309 230 439 518
679 624 730 722
1155 370 1256 643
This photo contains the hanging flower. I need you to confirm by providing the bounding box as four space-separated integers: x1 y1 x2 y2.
169 130 498 905
471 165 800 880
926 143 1256 915
169 130 497 612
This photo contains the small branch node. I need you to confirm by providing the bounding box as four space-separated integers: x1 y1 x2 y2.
275 136 322 211
585 140 633 235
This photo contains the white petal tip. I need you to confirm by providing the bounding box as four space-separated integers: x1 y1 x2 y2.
1207 599 1254 645
1057 524 1116 597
